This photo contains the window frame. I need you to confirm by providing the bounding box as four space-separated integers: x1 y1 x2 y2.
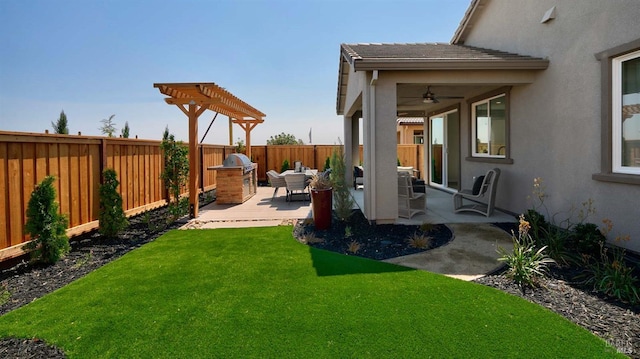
466 87 513 164
593 38 640 185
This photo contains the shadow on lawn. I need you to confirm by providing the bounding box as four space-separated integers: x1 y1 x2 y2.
309 246 415 276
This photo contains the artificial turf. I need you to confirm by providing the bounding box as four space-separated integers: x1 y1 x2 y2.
0 227 623 358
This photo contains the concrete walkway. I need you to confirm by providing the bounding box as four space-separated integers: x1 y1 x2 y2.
184 186 515 281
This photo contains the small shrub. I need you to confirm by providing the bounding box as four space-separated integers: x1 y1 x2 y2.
347 240 361 254
99 169 129 238
323 157 331 171
540 226 572 266
0 284 10 306
407 232 432 249
23 176 70 264
301 232 324 245
419 221 434 233
73 250 94 269
498 215 555 292
586 245 639 304
281 159 290 173
329 141 355 222
572 223 606 258
344 226 352 239
523 209 549 245
160 129 189 220
168 196 189 220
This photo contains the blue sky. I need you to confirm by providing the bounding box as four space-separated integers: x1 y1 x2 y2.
0 0 470 145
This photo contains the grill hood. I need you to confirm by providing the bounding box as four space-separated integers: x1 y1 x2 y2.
223 153 254 173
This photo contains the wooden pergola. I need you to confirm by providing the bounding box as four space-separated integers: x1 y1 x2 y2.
153 82 266 218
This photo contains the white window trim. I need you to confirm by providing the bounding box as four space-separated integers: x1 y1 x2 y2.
612 49 640 175
471 94 506 158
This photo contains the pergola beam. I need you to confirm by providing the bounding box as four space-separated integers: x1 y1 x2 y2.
154 82 266 218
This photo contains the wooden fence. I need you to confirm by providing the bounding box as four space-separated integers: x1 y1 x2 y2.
0 130 424 260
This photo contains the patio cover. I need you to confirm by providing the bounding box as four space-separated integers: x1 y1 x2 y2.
154 82 266 218
335 42 548 223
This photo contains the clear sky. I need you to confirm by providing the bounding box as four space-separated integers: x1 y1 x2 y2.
0 0 470 145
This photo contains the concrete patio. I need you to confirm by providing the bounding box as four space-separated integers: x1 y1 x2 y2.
185 185 516 280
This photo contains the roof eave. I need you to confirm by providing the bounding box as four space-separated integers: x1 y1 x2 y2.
352 59 550 71
451 0 487 44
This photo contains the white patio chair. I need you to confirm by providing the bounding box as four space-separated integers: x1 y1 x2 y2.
398 172 426 218
266 170 287 200
453 168 501 217
284 172 310 202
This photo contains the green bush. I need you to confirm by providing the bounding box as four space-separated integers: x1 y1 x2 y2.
586 246 639 304
572 223 606 258
99 169 129 237
329 143 355 222
280 159 290 173
323 157 331 171
160 129 189 220
498 216 555 292
23 176 70 264
523 209 549 245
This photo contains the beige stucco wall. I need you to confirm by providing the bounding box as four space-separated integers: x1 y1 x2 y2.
461 0 640 252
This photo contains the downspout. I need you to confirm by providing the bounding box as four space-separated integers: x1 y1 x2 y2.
368 70 378 221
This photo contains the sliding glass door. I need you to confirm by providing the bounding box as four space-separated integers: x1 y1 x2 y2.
429 110 460 191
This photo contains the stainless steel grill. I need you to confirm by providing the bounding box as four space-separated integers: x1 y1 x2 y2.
223 153 254 173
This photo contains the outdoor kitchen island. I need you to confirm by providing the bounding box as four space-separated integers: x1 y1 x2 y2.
209 153 258 204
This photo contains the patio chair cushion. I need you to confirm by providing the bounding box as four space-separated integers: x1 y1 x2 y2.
472 175 485 195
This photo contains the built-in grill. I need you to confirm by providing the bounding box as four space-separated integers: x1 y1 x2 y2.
209 153 258 204
223 153 254 173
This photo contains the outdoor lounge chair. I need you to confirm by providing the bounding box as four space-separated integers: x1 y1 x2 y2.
284 172 310 202
266 170 287 200
353 166 364 189
453 168 501 217
397 172 426 219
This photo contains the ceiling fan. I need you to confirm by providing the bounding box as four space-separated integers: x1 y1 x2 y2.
420 86 464 104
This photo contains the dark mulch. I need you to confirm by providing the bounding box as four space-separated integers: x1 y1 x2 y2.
1 201 639 358
292 209 452 260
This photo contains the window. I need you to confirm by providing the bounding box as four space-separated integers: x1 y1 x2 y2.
472 94 506 158
594 38 640 184
413 130 424 144
612 50 640 175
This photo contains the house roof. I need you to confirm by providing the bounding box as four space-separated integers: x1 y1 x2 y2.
337 42 549 114
451 0 488 45
340 43 549 71
397 118 424 125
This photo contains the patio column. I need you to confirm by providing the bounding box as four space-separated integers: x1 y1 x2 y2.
363 74 398 224
344 114 359 185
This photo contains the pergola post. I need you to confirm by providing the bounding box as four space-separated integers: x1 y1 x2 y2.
188 102 199 218
233 119 263 159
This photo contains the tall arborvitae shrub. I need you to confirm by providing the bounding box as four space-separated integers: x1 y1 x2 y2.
52 110 69 134
330 141 355 222
23 176 70 264
160 130 189 219
99 169 128 237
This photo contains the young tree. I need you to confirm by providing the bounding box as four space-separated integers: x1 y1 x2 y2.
23 176 70 264
267 132 304 145
52 110 69 134
330 140 355 222
160 130 189 220
121 121 130 138
100 114 117 137
99 169 128 237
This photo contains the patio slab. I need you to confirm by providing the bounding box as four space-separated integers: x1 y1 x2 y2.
384 223 513 281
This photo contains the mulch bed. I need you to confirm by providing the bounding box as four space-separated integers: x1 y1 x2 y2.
1 203 639 358
292 209 453 260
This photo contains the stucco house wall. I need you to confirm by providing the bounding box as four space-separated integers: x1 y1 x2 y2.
458 0 640 252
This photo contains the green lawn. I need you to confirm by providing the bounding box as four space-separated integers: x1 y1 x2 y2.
0 227 622 358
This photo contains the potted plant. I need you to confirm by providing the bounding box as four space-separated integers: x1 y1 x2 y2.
309 172 332 230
